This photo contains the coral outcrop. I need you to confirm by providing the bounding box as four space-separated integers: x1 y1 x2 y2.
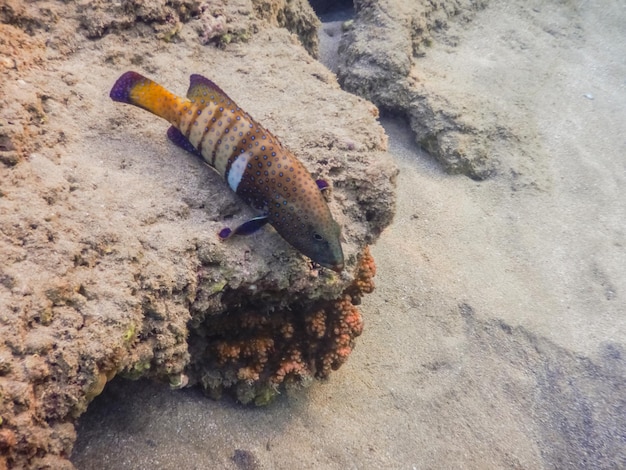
190 247 375 405
337 0 498 179
0 1 395 468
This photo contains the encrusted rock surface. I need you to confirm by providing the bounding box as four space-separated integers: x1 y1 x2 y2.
1 0 320 55
0 1 396 468
337 0 504 179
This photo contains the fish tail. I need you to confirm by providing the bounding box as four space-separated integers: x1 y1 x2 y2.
110 71 188 126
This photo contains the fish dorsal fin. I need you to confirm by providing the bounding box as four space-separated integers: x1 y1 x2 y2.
187 74 229 103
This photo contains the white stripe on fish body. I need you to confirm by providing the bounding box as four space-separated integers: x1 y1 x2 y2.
227 151 255 191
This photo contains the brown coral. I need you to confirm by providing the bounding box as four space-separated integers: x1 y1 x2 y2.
305 309 327 339
189 245 376 404
347 245 377 304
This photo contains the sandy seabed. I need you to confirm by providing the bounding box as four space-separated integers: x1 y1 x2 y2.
70 1 626 469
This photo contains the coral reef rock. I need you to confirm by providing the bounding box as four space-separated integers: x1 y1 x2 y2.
0 1 396 468
190 246 375 405
337 0 511 180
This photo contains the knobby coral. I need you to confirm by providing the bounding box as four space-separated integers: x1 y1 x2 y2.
189 246 376 405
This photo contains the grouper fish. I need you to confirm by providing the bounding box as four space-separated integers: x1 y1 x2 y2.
110 71 344 272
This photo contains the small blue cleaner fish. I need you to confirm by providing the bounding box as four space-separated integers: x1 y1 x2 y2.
110 71 344 271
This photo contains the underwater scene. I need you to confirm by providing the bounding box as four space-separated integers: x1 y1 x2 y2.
1 0 625 468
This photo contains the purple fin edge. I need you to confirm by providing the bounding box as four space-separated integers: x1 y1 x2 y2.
218 228 232 240
167 126 203 158
316 179 330 191
219 216 269 240
110 71 146 103
188 74 229 99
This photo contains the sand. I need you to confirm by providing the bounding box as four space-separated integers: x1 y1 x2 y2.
70 1 626 469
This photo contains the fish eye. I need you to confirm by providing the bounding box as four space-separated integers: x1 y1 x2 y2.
313 233 324 241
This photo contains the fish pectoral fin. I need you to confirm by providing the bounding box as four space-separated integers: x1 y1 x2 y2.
316 179 330 191
218 216 269 240
167 126 203 158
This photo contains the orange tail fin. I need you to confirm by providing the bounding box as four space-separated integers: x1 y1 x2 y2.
110 71 189 126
